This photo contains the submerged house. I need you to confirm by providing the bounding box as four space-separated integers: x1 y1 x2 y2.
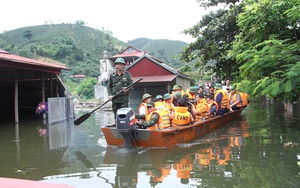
0 49 69 123
96 46 190 112
126 54 190 111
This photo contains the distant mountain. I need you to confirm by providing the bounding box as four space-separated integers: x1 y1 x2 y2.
127 37 189 68
0 24 189 78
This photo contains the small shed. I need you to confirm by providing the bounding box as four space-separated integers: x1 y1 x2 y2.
0 49 69 123
126 54 190 112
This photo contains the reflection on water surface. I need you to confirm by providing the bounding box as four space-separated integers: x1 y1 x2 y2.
0 104 299 188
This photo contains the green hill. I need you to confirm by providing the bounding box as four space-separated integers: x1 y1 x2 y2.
128 37 188 68
0 23 127 78
0 24 189 78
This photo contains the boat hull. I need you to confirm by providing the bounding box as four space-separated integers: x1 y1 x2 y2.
101 109 243 147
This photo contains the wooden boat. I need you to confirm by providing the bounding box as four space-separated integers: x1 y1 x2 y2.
101 108 244 148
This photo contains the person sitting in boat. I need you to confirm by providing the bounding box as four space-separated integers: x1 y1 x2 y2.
183 86 197 102
191 92 209 121
172 91 182 106
206 94 218 117
139 93 152 118
163 93 175 114
208 85 215 95
136 101 170 130
154 97 171 129
155 95 164 103
170 85 184 106
239 90 249 107
171 98 194 126
214 83 230 115
229 86 242 111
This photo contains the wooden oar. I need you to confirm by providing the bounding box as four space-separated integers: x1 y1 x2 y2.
74 77 143 126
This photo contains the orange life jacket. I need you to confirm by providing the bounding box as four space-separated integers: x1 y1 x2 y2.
208 101 218 116
146 110 165 130
139 102 149 116
172 107 191 126
154 101 171 129
239 92 249 107
229 92 243 107
194 99 209 120
214 89 230 109
163 101 175 113
184 90 196 100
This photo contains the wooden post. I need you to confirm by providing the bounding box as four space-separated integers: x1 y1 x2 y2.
14 70 19 123
42 72 46 120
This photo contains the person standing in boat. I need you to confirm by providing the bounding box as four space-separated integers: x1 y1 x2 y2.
107 58 133 118
214 83 230 115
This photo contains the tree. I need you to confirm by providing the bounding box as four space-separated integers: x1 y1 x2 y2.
23 30 33 41
179 0 242 81
230 0 300 103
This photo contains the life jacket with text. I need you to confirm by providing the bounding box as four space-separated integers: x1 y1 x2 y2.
172 107 191 126
214 89 230 109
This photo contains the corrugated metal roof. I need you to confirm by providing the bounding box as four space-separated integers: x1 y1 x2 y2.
0 49 69 73
132 75 177 82
127 54 177 74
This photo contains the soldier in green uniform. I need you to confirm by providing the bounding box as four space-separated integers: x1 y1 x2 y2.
135 101 160 129
108 58 133 118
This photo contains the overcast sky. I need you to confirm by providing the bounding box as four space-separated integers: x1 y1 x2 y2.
0 0 211 43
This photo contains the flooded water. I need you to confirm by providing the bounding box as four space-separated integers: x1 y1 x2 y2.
0 103 299 188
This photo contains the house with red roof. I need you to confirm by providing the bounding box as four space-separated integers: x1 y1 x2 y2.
103 46 191 111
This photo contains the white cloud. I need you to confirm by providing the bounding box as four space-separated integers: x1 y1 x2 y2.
1 0 208 43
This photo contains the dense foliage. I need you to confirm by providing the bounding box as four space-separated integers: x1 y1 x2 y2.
180 0 300 103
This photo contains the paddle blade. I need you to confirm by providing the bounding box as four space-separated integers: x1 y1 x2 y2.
74 113 91 126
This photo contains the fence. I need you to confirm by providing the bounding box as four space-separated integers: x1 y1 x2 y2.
47 97 74 125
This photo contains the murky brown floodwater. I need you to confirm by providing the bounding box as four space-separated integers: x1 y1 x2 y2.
0 103 299 188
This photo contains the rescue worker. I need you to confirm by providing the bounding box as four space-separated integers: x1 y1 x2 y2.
163 93 175 114
155 95 164 102
172 91 182 106
170 85 184 104
184 86 197 101
239 91 249 107
229 86 242 111
138 93 152 117
136 101 169 130
206 94 218 117
107 57 133 118
214 83 230 115
172 98 194 126
191 93 209 121
154 96 171 128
